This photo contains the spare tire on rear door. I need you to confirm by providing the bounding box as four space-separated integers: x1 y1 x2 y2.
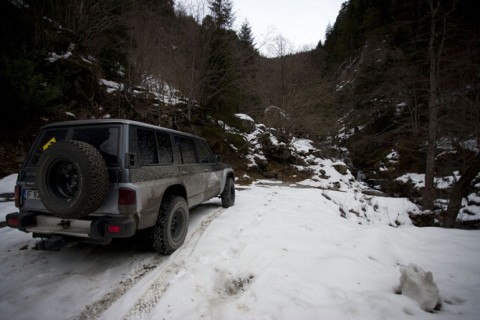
35 140 109 219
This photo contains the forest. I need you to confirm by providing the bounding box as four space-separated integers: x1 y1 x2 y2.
0 0 479 227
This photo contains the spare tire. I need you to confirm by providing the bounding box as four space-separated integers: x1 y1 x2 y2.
36 140 109 219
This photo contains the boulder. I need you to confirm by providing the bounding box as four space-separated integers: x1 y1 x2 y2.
332 162 348 175
234 113 256 133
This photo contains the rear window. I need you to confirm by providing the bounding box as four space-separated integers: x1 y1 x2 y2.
156 132 173 164
27 126 120 167
136 129 158 165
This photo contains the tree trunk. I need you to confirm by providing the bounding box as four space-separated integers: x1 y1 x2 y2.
423 0 442 211
445 154 480 227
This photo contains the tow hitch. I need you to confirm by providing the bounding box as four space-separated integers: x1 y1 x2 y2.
34 236 70 251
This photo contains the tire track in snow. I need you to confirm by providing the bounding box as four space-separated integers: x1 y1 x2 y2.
76 255 167 320
121 206 225 320
75 205 225 320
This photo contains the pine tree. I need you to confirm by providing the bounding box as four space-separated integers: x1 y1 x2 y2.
208 0 234 30
201 0 238 112
239 20 255 50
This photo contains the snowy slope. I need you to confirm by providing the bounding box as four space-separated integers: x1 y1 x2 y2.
1 175 479 319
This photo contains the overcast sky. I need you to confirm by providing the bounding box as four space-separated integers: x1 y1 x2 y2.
233 0 344 54
176 0 345 56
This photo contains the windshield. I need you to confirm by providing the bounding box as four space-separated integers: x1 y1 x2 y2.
27 125 120 167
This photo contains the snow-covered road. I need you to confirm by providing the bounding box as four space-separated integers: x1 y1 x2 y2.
1 176 480 320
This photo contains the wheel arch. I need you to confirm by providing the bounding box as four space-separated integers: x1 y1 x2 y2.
161 184 188 206
220 169 235 194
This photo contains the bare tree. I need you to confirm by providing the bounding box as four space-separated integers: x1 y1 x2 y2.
257 35 336 139
423 0 444 211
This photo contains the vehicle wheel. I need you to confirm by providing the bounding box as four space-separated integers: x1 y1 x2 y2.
36 140 109 219
153 196 189 255
221 177 235 208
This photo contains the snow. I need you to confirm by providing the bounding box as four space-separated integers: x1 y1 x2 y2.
264 105 290 119
459 193 480 221
386 150 399 162
47 51 72 63
395 172 461 190
437 137 479 154
461 139 479 153
0 174 16 194
297 157 363 192
290 138 314 154
1 173 480 320
46 44 75 63
99 79 125 93
234 113 254 122
142 75 184 105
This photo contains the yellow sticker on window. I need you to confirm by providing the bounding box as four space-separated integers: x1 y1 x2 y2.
42 137 57 150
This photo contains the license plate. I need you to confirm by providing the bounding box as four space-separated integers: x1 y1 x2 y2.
24 189 40 200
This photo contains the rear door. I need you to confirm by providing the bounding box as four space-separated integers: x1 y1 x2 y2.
129 127 178 222
174 136 209 207
195 139 221 200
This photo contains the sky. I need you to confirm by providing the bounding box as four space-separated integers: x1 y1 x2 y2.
175 0 345 56
233 0 345 54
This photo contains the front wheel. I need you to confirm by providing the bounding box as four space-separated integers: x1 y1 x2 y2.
221 177 235 208
153 196 189 255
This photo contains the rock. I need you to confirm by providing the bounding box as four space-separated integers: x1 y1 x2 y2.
332 181 341 189
263 171 277 179
362 189 389 197
234 114 256 133
265 144 292 161
295 157 307 166
332 162 348 175
254 157 268 170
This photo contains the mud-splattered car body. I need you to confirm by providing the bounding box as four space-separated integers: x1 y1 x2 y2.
7 119 235 253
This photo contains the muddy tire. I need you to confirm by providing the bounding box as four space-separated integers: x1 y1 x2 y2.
153 196 189 255
36 140 109 219
221 177 235 208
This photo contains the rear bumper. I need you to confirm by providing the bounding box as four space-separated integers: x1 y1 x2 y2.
6 212 136 239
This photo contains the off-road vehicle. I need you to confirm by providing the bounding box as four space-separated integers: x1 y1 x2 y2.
6 119 235 254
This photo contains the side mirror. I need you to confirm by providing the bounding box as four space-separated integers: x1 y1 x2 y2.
215 154 222 162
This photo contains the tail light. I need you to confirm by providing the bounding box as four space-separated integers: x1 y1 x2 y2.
14 185 21 208
106 224 122 233
6 214 19 228
118 188 136 206
103 219 136 238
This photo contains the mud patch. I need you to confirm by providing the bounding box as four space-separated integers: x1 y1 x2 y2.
218 273 255 298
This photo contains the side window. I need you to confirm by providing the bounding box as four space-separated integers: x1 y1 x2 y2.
178 137 198 164
156 132 173 164
196 140 215 163
137 129 158 165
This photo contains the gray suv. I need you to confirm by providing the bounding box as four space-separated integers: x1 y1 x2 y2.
7 119 235 254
